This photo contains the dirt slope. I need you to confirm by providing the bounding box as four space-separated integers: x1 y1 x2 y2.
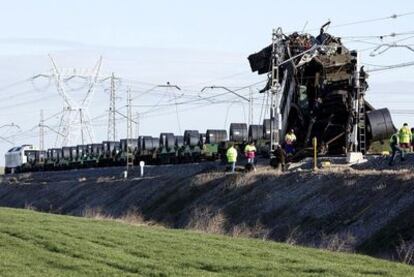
0 157 413 263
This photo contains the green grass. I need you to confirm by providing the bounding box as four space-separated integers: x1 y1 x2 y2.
368 140 390 154
0 208 412 277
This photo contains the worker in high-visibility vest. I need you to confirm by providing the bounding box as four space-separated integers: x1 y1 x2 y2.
284 129 297 155
226 144 238 173
399 123 412 153
389 132 405 166
244 141 257 171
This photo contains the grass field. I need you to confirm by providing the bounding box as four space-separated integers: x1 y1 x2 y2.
0 208 413 276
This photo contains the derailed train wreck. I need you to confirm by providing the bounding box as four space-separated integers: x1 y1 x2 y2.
248 26 395 155
4 27 399 174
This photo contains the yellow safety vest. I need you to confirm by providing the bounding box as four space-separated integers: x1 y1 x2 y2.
399 127 412 144
285 133 296 144
244 144 256 153
226 147 238 163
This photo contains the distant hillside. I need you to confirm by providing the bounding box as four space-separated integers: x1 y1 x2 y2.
1 208 413 277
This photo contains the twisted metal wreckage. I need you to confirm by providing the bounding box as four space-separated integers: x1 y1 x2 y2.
248 24 395 158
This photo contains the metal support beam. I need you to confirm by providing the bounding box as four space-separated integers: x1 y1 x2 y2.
107 72 117 141
126 88 134 169
248 88 254 125
39 110 44 150
135 112 140 138
269 28 284 157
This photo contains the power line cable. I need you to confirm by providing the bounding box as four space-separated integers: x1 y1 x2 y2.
307 11 414 32
0 78 31 93
365 60 414 72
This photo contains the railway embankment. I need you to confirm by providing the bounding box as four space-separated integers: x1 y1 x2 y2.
1 156 414 263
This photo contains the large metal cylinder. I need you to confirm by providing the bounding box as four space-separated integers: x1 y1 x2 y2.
62 147 71 159
76 145 87 157
206 129 227 144
184 130 200 146
175 135 184 147
366 108 395 141
69 147 77 160
103 141 120 153
51 148 61 160
91 144 103 155
120 139 138 152
159 133 175 149
248 124 264 141
86 144 93 155
143 136 159 151
229 123 248 142
137 136 148 151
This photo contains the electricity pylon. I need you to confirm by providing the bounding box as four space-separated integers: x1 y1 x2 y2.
33 55 103 146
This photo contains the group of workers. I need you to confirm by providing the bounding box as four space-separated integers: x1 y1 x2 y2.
389 123 413 166
225 142 257 173
225 129 297 173
226 122 414 170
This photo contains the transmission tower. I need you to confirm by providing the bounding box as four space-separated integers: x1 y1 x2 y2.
107 72 117 141
33 55 103 146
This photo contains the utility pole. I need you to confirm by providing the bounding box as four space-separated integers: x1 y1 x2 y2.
248 88 254 125
79 109 84 145
135 112 140 138
127 88 133 141
107 72 117 141
269 28 284 158
39 110 44 150
126 88 134 170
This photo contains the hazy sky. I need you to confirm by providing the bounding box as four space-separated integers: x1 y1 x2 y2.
0 0 414 163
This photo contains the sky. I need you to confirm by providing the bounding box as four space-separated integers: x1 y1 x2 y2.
0 0 414 163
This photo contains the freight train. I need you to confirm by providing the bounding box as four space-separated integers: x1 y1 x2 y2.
5 113 394 174
4 122 270 173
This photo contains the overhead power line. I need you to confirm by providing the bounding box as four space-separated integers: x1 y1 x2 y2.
365 60 414 73
0 78 31 93
342 31 414 40
302 11 414 35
